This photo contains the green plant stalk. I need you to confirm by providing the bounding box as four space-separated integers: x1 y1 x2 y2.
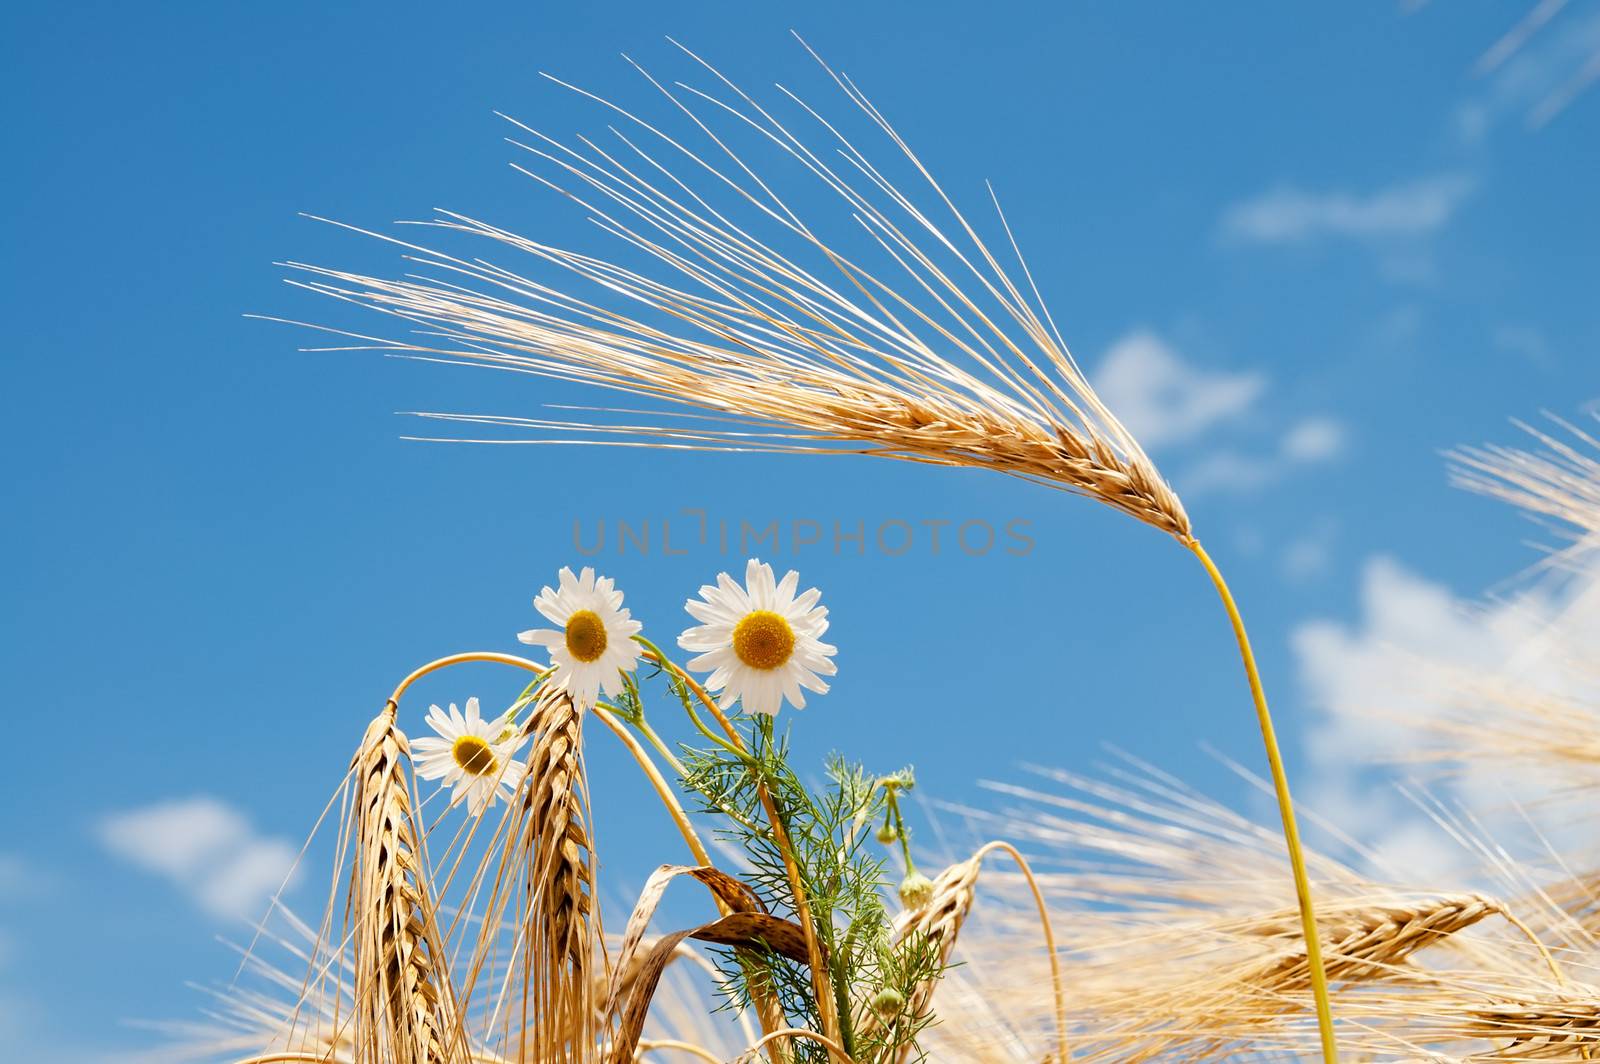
1188 539 1337 1063
830 947 857 1059
638 638 848 1063
883 788 915 873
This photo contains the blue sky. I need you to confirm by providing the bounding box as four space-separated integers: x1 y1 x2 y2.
4 2 1598 1058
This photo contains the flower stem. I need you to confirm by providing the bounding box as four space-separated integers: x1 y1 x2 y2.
1186 540 1337 1063
884 787 916 872
633 714 690 780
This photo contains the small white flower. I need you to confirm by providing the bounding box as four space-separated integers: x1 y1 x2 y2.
678 558 838 717
410 698 528 816
518 566 643 708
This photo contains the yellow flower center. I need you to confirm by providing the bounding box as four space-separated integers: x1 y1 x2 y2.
451 734 498 777
565 609 608 663
731 610 796 671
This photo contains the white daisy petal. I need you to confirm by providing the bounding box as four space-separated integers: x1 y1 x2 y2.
715 571 752 613
518 627 564 647
774 569 800 610
425 704 457 738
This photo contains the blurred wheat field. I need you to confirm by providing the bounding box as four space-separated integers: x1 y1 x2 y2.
195 37 1600 1064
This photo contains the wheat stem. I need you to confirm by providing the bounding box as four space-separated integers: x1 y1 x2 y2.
384 651 551 706
1492 903 1568 986
592 706 712 868
737 1029 857 1063
387 653 713 872
975 841 1069 1063
1187 538 1336 1063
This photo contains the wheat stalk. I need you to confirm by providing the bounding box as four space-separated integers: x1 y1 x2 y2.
347 704 464 1064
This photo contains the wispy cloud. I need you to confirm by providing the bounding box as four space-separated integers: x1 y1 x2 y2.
0 854 109 1064
1493 323 1553 366
1280 520 1338 583
1093 331 1346 496
0 854 26 898
1093 330 1265 449
1280 416 1347 463
1219 175 1475 244
96 797 297 920
1180 416 1348 496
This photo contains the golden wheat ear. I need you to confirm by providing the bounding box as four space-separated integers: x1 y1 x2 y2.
853 842 1063 1064
885 855 980 1050
464 685 601 1064
346 704 465 1064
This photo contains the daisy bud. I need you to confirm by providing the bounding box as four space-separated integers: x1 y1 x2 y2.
874 822 899 845
870 987 905 1021
897 870 934 909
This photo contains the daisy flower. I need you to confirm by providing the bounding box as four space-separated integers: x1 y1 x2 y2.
678 558 838 716
410 698 528 816
517 566 643 708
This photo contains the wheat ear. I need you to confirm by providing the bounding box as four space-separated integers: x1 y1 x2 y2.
494 684 600 1063
862 843 1065 1064
1245 893 1503 991
1466 1000 1600 1058
347 704 463 1064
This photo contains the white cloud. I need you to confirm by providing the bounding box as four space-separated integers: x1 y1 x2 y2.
1220 175 1475 244
96 797 297 920
1180 416 1348 496
1180 452 1276 495
1280 417 1346 463
1291 555 1600 882
1093 330 1265 450
1280 522 1337 583
0 854 26 898
1493 324 1552 366
1091 331 1345 498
